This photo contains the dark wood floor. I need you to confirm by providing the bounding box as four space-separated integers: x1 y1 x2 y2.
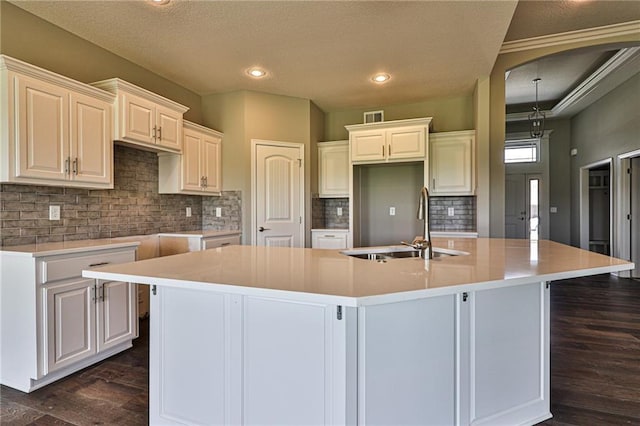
0 319 149 425
541 274 640 426
1 274 639 425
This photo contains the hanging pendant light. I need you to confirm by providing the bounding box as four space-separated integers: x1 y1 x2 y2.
529 78 545 138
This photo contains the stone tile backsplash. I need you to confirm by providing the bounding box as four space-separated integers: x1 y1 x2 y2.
202 191 242 231
312 197 349 229
429 196 476 231
0 145 206 247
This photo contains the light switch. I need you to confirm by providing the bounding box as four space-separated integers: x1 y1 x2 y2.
447 207 455 217
49 205 60 221
215 207 222 217
389 207 396 216
337 207 343 216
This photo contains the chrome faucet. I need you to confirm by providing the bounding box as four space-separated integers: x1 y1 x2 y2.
402 186 432 259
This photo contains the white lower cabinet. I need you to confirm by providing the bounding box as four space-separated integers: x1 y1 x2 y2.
360 294 457 425
311 229 349 249
150 287 351 425
149 281 549 425
158 232 241 256
0 245 138 393
44 278 96 374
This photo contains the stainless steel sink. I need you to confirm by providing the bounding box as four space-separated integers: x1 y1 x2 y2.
341 246 468 260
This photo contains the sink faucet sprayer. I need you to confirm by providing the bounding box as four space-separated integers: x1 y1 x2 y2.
402 186 433 259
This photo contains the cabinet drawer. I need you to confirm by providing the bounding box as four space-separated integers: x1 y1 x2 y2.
202 235 241 250
38 250 135 285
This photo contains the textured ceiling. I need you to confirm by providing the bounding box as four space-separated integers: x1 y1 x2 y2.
505 0 640 42
505 49 617 105
9 0 518 111
8 0 639 113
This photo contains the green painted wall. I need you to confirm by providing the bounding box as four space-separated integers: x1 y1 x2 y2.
570 72 640 246
202 90 319 245
324 94 474 141
0 1 203 122
489 37 639 238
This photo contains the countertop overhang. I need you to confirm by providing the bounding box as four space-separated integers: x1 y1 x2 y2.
82 238 634 307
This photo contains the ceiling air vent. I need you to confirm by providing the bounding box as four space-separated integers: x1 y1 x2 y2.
364 110 384 124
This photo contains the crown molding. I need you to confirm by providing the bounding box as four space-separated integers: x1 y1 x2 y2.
507 46 640 121
500 20 640 54
551 46 640 116
0 54 116 103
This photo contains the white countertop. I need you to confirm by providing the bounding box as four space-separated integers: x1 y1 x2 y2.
83 238 634 306
0 230 242 257
157 230 241 238
0 238 141 257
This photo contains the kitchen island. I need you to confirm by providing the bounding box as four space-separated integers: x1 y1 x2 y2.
83 238 633 426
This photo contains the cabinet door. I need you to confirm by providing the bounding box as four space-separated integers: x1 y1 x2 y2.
150 287 235 425
360 295 456 426
15 74 69 181
319 143 349 197
156 105 182 151
69 92 112 185
468 283 550 426
97 280 137 352
431 133 475 195
202 134 222 193
121 92 154 144
44 279 96 374
351 131 385 162
181 128 203 191
387 126 425 160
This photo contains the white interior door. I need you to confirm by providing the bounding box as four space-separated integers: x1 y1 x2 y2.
254 141 304 247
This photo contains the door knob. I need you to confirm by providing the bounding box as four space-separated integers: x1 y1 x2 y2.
258 226 271 232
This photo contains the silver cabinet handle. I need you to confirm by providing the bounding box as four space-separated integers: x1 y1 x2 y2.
152 126 157 141
158 126 162 141
258 226 271 232
65 157 70 175
72 158 78 175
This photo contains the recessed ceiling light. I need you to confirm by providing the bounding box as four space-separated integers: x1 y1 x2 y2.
372 73 391 83
150 0 170 5
247 68 267 78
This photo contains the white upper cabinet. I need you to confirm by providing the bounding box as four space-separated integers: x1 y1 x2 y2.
318 140 349 198
92 78 188 153
430 130 476 195
158 120 223 196
346 118 431 164
0 55 114 188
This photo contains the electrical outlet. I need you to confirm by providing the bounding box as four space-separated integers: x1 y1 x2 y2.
215 207 222 217
389 207 396 216
447 207 455 217
550 207 558 213
49 205 61 221
337 207 343 216
186 207 192 217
